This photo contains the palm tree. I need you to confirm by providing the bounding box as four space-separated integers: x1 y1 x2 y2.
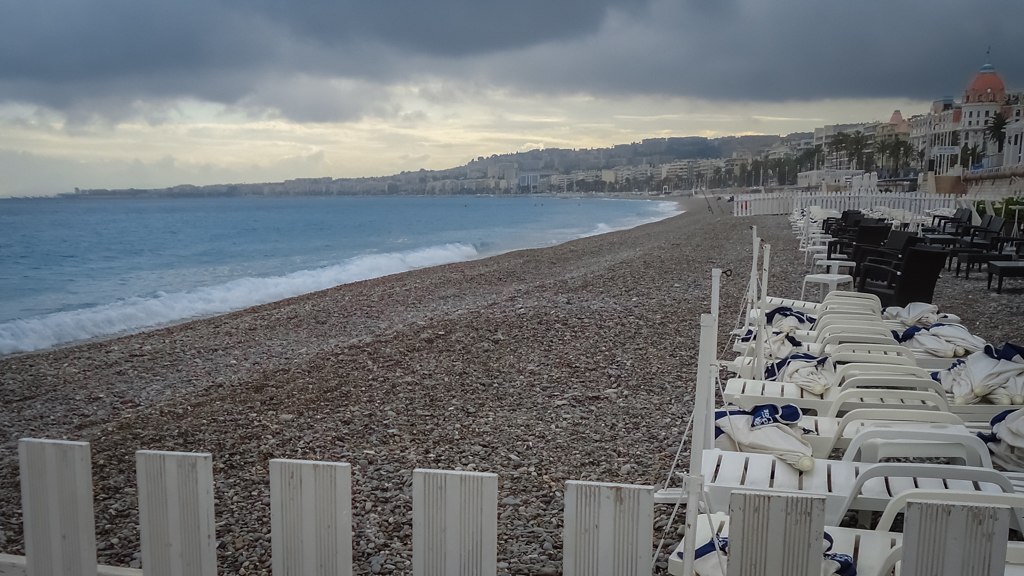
892 140 915 172
960 144 983 168
985 111 1009 154
874 140 892 177
845 131 869 170
828 132 850 169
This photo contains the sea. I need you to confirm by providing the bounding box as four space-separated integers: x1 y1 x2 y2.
0 195 680 355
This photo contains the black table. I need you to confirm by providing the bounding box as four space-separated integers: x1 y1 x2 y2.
924 234 958 247
987 261 1024 293
958 252 1012 279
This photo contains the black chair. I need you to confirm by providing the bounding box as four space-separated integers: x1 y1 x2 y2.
831 214 869 240
827 223 892 260
958 216 1005 250
822 210 860 236
853 230 919 276
922 208 969 234
953 216 1015 278
857 246 949 307
949 213 993 238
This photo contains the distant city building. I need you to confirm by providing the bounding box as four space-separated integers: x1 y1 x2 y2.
518 174 540 192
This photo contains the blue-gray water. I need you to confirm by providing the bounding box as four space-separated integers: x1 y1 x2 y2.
0 195 679 354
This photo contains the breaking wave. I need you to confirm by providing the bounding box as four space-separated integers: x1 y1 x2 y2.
0 243 479 355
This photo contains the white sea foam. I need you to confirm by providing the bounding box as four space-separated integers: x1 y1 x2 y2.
0 243 479 355
583 200 683 236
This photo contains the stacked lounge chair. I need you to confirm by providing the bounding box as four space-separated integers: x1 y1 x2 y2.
665 230 1024 575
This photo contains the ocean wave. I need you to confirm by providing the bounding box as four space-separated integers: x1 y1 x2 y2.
583 201 682 237
0 243 479 355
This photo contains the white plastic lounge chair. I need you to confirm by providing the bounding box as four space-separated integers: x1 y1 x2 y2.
829 492 1024 576
680 491 829 576
725 363 942 406
758 293 881 317
725 370 1009 423
733 322 899 354
798 408 969 458
728 343 920 380
672 493 1024 576
698 451 1014 526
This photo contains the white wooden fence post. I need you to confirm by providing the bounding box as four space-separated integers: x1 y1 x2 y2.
270 459 352 576
136 451 216 576
679 314 719 576
726 491 825 576
562 481 654 576
411 470 497 576
18 438 98 576
900 500 1010 576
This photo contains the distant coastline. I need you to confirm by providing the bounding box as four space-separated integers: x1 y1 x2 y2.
46 132 805 200
52 188 694 201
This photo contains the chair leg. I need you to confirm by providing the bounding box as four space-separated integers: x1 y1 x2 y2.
800 278 808 301
824 280 838 301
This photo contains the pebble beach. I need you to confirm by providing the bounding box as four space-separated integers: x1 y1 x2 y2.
2 198 1022 575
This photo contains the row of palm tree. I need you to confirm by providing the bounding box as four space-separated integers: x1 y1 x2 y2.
874 139 917 177
606 114 1013 190
823 130 916 173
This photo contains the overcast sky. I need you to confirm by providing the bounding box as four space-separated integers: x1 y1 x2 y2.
1 0 1019 196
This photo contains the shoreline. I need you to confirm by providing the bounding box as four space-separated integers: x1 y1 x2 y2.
0 196 683 358
2 197 734 573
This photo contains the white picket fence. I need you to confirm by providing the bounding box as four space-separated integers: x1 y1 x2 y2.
0 439 654 576
733 191 957 218
732 194 794 216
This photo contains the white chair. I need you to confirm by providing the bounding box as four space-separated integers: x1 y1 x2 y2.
812 258 855 275
800 273 855 302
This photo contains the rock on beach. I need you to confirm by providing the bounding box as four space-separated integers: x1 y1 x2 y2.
1 196 1021 574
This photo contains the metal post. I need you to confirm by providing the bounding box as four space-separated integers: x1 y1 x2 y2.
711 268 722 319
682 314 718 576
760 244 771 308
745 227 759 329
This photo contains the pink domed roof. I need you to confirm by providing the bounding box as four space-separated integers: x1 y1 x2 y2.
889 110 904 124
970 71 1005 93
965 62 1005 102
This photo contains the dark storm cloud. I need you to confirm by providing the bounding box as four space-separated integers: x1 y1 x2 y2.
465 0 1024 102
0 0 1021 122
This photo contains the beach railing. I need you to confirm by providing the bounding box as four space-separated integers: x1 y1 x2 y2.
791 191 956 216
733 191 957 218
732 194 793 216
1 438 655 576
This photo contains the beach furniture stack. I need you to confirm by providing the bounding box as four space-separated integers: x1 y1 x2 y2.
662 220 1024 575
